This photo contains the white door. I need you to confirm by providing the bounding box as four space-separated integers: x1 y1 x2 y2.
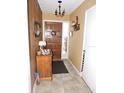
82 6 96 93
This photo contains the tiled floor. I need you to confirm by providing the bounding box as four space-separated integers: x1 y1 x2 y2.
35 60 91 93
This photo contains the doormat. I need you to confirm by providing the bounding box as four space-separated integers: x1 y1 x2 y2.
52 61 68 74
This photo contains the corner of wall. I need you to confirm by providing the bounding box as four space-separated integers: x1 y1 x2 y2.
68 58 81 75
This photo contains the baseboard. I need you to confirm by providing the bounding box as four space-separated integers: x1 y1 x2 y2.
68 59 80 76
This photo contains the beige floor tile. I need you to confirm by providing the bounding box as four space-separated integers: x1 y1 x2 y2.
35 60 92 93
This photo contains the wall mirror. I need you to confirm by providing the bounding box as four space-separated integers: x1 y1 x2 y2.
34 21 41 37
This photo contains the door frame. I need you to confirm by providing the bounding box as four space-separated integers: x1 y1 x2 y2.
81 5 96 92
43 20 70 60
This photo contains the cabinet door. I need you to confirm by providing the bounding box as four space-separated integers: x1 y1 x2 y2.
37 55 52 78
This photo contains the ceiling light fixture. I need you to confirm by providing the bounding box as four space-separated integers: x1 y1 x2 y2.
55 0 65 17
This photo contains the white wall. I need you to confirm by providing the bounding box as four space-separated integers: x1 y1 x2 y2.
82 6 96 93
97 0 124 93
0 0 31 93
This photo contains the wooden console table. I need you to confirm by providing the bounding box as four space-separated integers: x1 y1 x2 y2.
36 53 52 80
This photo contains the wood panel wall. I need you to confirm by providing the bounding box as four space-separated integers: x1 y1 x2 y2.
28 0 42 90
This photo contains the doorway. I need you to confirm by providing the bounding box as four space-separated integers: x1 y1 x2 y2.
44 21 62 60
43 20 69 60
82 6 96 93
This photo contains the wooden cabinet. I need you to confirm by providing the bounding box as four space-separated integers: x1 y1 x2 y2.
36 54 52 80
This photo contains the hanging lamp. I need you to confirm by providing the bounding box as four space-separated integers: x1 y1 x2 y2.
55 0 65 17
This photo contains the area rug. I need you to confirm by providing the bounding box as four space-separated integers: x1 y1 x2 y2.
52 60 68 74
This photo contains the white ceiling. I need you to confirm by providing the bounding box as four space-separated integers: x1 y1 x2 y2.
38 0 85 15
